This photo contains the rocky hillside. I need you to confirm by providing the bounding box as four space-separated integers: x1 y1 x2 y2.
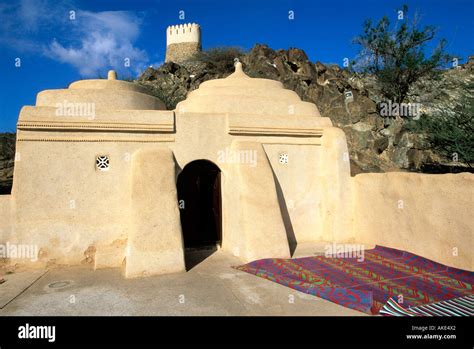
0 133 15 194
0 44 472 192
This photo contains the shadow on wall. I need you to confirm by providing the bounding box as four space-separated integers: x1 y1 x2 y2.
271 168 297 256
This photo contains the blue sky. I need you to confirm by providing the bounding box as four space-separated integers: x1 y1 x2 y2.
0 0 473 131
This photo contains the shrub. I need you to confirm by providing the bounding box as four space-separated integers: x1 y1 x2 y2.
188 46 246 74
353 4 452 103
405 81 473 167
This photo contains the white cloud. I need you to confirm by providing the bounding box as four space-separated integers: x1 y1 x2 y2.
45 10 149 77
0 1 151 77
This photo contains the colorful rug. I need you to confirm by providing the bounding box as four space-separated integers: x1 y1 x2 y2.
234 245 474 315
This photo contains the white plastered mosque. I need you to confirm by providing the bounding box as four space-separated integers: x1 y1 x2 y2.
0 24 471 277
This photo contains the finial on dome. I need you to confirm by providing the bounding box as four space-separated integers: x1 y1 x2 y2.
234 59 243 73
107 70 117 80
227 59 249 79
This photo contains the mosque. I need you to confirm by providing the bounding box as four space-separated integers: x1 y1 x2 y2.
0 24 471 278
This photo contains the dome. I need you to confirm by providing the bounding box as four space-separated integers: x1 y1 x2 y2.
35 70 166 111
176 62 322 117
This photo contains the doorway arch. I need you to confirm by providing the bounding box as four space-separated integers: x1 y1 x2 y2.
177 160 222 249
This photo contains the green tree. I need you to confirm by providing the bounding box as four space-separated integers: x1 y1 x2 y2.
405 81 474 167
353 5 452 103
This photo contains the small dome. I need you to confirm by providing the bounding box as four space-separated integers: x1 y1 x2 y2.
36 71 166 111
176 62 322 117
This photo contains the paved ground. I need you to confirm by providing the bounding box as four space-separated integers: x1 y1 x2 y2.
0 244 367 316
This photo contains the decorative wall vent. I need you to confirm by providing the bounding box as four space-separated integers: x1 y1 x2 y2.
96 155 110 171
279 152 289 165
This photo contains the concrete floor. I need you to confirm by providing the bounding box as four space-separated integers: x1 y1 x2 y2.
0 244 367 316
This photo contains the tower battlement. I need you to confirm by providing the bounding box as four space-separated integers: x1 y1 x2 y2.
166 23 201 45
165 23 202 63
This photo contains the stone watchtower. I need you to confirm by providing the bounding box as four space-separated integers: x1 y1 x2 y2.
165 23 201 63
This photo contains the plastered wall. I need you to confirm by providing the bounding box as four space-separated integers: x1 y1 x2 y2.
352 172 473 271
0 195 12 241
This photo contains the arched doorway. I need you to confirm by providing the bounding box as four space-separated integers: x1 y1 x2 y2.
177 160 222 252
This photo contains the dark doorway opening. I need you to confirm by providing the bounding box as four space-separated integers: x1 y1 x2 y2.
177 160 221 269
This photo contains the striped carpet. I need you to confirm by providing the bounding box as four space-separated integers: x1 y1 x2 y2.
380 295 474 316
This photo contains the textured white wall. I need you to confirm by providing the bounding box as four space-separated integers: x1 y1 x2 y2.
352 172 474 270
